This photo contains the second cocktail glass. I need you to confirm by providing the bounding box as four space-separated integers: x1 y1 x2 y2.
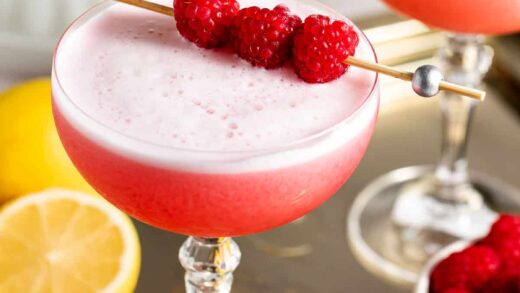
348 0 520 287
51 0 380 292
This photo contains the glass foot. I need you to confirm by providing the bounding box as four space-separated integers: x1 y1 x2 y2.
347 165 520 288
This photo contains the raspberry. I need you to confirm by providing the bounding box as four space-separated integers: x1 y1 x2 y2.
480 269 520 293
292 15 359 83
484 215 520 245
430 245 500 293
229 5 302 68
174 0 240 48
441 289 471 293
482 215 520 270
493 238 520 271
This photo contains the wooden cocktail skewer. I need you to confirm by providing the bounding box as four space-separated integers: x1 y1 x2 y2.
345 58 485 100
115 0 486 101
118 0 174 16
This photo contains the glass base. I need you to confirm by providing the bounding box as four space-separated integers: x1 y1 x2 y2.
347 165 520 288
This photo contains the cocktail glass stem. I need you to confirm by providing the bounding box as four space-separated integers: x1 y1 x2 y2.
179 237 241 293
387 34 497 263
390 34 496 257
434 34 494 205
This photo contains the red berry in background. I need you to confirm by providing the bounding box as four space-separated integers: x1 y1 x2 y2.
441 289 471 293
480 269 520 293
229 5 302 69
174 0 240 48
492 238 520 271
484 215 520 245
292 15 359 83
482 214 520 270
430 246 500 293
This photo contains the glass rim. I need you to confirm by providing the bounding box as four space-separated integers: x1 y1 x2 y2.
52 0 380 157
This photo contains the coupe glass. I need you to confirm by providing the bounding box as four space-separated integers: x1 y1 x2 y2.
348 0 520 287
51 1 380 292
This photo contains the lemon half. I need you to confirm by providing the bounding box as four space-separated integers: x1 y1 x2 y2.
0 189 140 292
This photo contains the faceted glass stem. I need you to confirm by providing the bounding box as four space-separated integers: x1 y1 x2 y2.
434 34 494 204
179 237 241 293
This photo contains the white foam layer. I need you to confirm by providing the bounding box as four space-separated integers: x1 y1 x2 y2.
53 0 379 173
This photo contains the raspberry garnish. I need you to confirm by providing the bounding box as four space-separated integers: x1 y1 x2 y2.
430 245 500 293
482 215 520 270
230 5 302 68
292 15 359 83
174 0 240 48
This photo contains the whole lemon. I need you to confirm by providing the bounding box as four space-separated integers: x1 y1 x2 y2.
0 78 95 202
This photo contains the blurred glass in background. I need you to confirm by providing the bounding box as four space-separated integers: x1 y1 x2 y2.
0 0 101 78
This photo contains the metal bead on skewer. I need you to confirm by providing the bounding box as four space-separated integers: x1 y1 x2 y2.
412 65 444 98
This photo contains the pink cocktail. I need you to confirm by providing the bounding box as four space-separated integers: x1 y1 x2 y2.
52 0 379 291
53 103 377 237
